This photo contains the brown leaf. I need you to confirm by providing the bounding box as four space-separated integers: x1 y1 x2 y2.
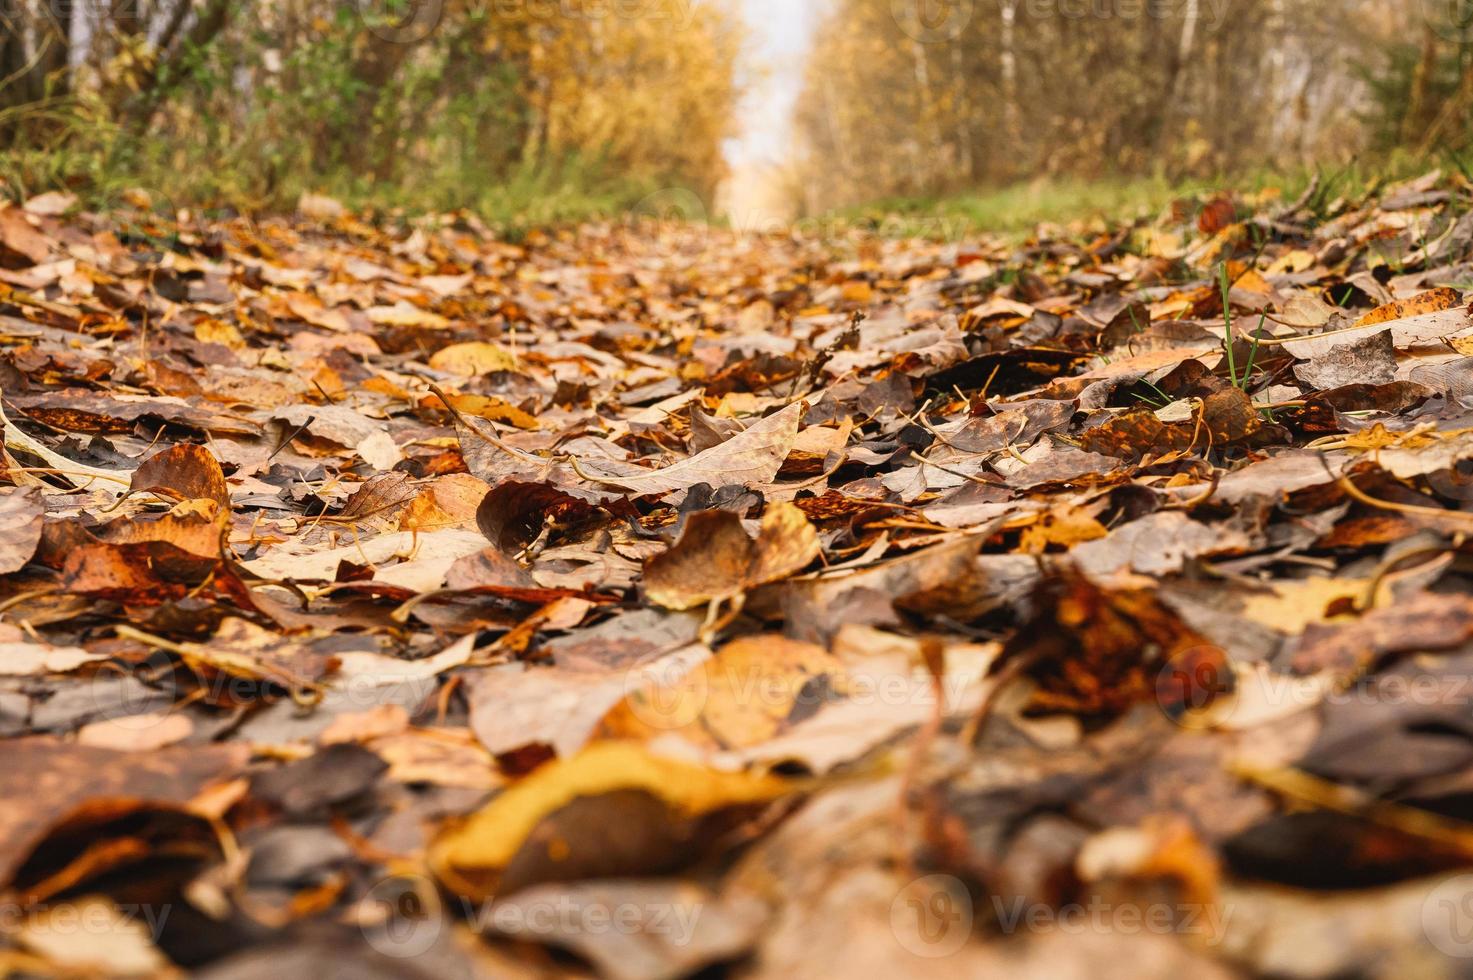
429 742 795 901
0 486 43 574
0 206 52 264
577 401 804 496
1001 569 1233 720
127 444 231 508
60 540 215 600
778 535 996 642
1287 592 1473 679
399 473 489 532
97 499 226 558
601 634 844 750
1292 329 1397 390
428 342 517 375
8 391 257 436
644 502 820 610
1080 387 1260 460
0 738 248 892
476 480 599 551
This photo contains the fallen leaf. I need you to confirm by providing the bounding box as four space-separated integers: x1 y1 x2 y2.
429 342 518 375
430 741 795 900
0 639 107 676
575 401 804 496
0 486 44 573
644 502 819 610
127 443 230 508
601 634 845 749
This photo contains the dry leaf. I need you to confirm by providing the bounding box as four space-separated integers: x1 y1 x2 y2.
577 401 804 496
644 502 820 610
0 486 44 573
430 741 795 900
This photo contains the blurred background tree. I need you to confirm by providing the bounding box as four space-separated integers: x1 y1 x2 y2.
790 0 1473 215
2 0 1470 224
0 0 743 221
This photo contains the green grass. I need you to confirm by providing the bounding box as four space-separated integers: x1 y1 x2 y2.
823 157 1435 241
1 141 663 234
0 102 692 235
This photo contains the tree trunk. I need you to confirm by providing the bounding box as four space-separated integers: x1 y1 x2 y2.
1403 24 1439 145
122 0 234 130
1152 0 1198 155
999 0 1019 149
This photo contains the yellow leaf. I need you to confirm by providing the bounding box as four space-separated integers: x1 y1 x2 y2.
428 342 518 376
1239 578 1370 635
601 635 845 749
429 742 794 900
366 303 451 329
426 392 538 429
1232 269 1273 295
399 474 490 532
1266 249 1315 275
1017 504 1109 553
194 319 245 350
1354 287 1464 328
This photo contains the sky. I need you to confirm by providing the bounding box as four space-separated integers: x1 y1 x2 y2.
725 0 824 169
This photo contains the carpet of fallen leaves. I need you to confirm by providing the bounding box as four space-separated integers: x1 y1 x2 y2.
6 172 1473 977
